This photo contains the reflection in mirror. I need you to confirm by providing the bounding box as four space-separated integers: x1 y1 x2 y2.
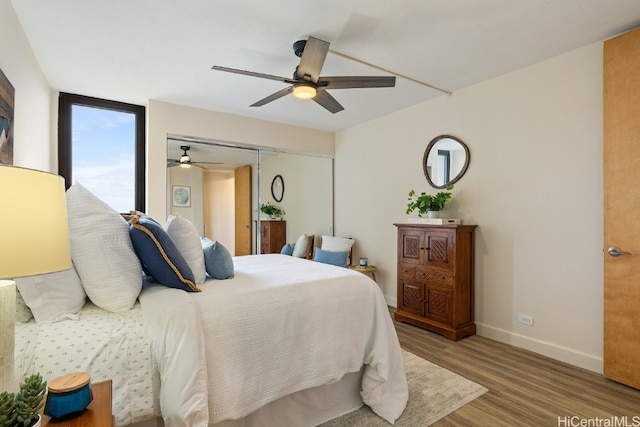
167 136 333 257
423 135 470 189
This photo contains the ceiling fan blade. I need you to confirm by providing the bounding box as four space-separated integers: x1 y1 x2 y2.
296 37 329 83
318 76 396 89
251 86 294 107
313 90 344 114
193 161 224 165
211 66 296 84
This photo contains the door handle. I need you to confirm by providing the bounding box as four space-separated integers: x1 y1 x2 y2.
607 246 632 257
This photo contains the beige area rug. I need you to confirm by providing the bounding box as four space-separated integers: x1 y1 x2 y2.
320 350 488 426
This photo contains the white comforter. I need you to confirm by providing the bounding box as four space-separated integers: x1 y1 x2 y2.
139 254 408 426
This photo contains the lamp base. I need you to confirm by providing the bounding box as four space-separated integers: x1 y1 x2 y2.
0 280 16 392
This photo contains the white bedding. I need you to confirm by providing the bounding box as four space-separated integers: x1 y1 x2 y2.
139 254 408 426
15 254 408 427
14 302 159 426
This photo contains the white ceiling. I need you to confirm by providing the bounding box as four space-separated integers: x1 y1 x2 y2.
11 0 640 132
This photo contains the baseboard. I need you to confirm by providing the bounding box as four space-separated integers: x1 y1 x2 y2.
385 295 397 308
476 323 603 374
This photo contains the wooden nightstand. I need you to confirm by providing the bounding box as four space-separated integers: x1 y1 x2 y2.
41 380 114 427
349 265 378 282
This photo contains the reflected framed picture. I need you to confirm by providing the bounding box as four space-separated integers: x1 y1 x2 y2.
172 185 191 207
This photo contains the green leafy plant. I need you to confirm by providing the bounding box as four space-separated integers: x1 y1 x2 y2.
406 185 454 217
260 202 285 218
0 392 18 427
1 374 47 427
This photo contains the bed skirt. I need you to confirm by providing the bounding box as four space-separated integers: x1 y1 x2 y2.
129 369 364 427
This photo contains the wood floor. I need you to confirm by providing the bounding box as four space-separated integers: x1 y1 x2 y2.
392 314 640 426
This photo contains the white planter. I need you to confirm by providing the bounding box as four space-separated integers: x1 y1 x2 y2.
426 211 440 218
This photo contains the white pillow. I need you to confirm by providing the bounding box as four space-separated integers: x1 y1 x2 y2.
291 234 312 258
66 183 142 312
164 215 206 285
16 266 86 323
321 235 355 264
15 289 33 323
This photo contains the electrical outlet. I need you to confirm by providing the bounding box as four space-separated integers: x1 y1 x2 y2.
518 314 534 326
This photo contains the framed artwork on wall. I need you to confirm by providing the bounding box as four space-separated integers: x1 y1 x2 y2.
172 185 191 207
0 68 15 165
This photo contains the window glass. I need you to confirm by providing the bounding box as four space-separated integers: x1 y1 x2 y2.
71 105 136 212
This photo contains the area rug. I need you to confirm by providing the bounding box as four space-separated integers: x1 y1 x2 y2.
320 350 488 426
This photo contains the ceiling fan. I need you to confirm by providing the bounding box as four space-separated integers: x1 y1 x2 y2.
167 145 223 169
211 36 396 114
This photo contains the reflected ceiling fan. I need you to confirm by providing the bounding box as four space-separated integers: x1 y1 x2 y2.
211 36 396 114
167 145 223 169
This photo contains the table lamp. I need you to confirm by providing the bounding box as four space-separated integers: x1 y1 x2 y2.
0 166 71 392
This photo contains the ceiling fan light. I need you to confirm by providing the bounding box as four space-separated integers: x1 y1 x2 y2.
179 162 192 169
180 154 191 163
293 85 316 99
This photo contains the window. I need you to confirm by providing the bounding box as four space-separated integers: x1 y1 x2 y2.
58 93 145 212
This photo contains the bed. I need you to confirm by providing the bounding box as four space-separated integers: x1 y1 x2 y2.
15 254 408 426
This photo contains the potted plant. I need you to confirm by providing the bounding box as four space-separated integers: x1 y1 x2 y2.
260 202 285 219
406 185 454 218
0 374 47 427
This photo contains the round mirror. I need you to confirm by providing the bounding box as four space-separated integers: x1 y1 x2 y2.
271 174 284 202
423 135 470 189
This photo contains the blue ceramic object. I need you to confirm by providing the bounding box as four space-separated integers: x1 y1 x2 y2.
44 372 93 419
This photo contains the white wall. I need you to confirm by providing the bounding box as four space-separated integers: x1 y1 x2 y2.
0 0 53 171
335 42 604 372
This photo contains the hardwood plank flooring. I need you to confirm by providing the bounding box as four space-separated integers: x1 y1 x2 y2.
392 312 640 426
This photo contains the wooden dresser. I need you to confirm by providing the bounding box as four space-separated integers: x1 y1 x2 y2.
394 223 477 341
260 220 286 254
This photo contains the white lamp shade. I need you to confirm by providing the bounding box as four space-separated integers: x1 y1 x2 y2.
0 166 72 278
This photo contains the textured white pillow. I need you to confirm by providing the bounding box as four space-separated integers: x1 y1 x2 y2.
16 266 86 323
164 215 206 285
321 235 355 264
66 183 142 312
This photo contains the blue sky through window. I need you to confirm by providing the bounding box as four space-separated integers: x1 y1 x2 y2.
72 105 136 213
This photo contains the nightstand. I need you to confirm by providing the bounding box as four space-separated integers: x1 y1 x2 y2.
349 265 378 282
41 380 114 427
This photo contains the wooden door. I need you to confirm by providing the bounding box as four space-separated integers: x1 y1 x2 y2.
603 27 640 389
234 165 252 256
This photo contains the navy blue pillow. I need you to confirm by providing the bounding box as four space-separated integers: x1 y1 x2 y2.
280 243 294 256
129 214 200 292
202 238 235 279
314 248 349 268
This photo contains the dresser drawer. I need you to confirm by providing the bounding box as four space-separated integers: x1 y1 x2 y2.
415 267 453 287
398 264 415 279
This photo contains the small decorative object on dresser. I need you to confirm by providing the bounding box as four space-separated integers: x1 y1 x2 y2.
259 202 285 219
406 185 454 219
394 223 477 341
